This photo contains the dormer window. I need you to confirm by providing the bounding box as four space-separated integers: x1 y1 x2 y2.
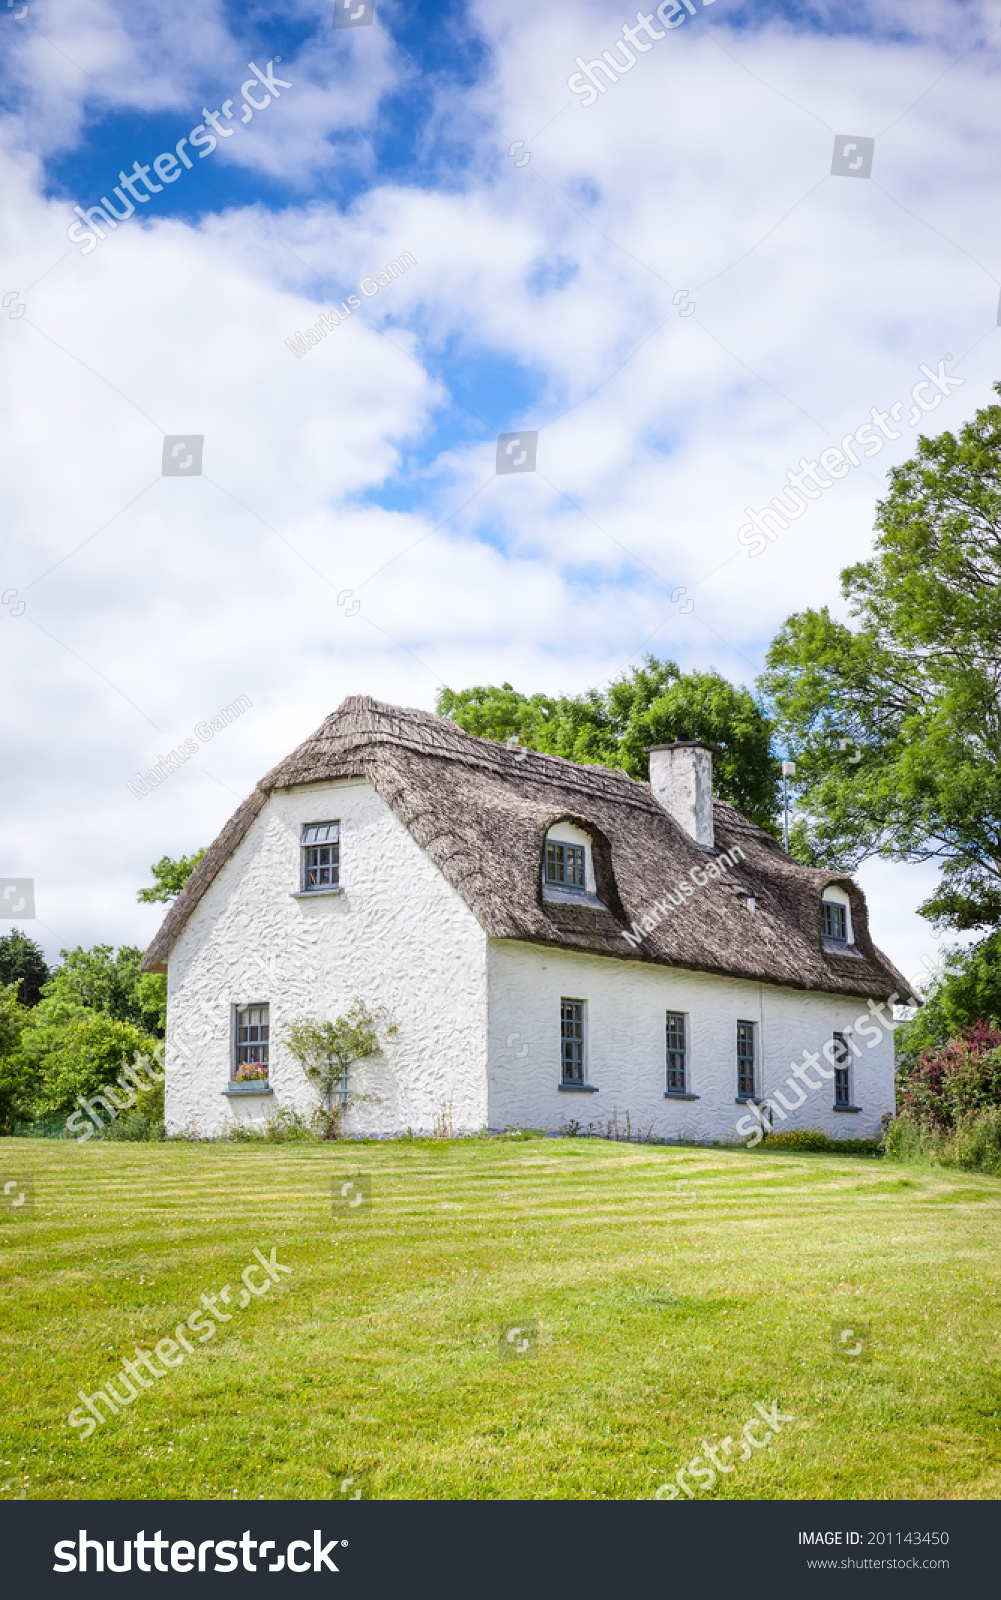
821 886 854 948
546 841 585 890
542 822 604 907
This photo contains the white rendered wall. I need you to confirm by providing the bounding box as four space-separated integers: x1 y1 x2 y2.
164 777 489 1138
486 940 895 1142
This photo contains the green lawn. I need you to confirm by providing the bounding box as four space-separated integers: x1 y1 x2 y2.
1 1135 999 1501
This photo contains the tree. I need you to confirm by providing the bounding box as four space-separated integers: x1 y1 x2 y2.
896 931 1001 1070
437 657 780 833
35 945 166 1037
10 944 166 1127
283 1000 396 1139
137 850 206 904
0 980 31 1133
31 1013 159 1122
0 929 51 1006
761 385 1001 929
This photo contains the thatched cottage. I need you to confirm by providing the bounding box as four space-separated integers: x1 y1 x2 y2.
142 695 915 1142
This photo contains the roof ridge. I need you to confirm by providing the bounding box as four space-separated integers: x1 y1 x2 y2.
276 694 665 807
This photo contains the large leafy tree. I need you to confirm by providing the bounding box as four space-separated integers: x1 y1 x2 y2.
0 980 31 1132
896 931 1001 1070
761 385 1001 930
36 945 166 1037
0 929 50 1006
137 850 206 904
437 657 779 833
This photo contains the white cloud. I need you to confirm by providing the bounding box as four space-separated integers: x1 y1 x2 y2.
1 0 998 964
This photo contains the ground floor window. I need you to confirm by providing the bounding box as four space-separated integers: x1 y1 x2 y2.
666 1011 687 1092
234 1003 269 1081
832 1031 852 1106
737 1019 756 1097
561 998 585 1084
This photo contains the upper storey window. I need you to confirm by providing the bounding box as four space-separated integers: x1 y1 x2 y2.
301 821 340 892
542 822 602 906
821 886 853 947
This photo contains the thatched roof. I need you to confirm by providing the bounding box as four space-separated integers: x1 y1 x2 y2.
142 695 916 1004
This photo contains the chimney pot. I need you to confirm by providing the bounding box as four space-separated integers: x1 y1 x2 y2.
646 741 714 848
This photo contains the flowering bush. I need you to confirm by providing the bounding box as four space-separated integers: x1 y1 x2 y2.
897 1021 1001 1130
758 1127 881 1155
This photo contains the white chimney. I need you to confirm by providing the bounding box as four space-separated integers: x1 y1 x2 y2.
646 741 714 849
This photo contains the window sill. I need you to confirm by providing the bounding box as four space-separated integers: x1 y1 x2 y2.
833 1104 863 1113
543 886 605 910
822 939 862 958
223 1084 273 1097
291 887 342 899
665 1092 700 1100
558 1083 599 1093
734 1095 759 1104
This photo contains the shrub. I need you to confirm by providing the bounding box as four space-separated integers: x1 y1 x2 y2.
225 1105 317 1143
759 1127 882 1155
761 1127 833 1151
882 1106 1001 1176
897 1022 1001 1130
283 1000 395 1139
101 1110 166 1143
30 1014 160 1120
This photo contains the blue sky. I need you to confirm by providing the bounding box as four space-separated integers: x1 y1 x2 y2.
1 0 999 977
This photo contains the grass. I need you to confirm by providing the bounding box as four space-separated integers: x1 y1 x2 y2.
1 1135 999 1501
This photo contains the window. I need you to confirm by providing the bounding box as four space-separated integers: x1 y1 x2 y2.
736 1020 756 1098
301 821 340 892
822 900 847 943
234 1004 269 1082
546 840 585 890
561 998 585 1084
666 1011 687 1093
832 1032 852 1106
